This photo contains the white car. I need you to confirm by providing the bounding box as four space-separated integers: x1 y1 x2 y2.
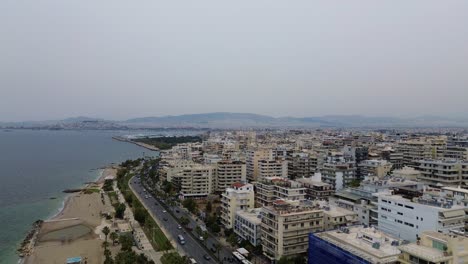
177 225 182 230
162 210 167 213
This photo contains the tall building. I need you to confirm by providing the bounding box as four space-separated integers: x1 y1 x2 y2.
308 226 402 264
254 177 306 206
220 183 255 229
261 200 324 261
216 160 246 192
168 163 216 198
287 152 317 180
321 159 356 191
398 231 468 264
246 149 273 181
257 159 288 182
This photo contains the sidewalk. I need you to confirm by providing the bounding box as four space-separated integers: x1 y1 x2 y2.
113 181 162 263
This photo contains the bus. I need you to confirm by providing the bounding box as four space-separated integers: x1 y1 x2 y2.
177 235 185 245
232 251 245 262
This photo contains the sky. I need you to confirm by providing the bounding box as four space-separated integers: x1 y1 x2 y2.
1 1 468 121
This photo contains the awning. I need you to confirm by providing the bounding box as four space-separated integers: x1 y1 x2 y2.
442 210 465 218
66 257 82 264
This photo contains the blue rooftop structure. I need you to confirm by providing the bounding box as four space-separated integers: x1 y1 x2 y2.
66 257 82 264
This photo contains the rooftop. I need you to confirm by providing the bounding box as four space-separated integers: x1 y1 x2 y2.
316 226 402 263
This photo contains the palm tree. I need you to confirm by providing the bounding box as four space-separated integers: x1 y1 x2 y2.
109 232 119 246
102 226 110 243
102 241 109 250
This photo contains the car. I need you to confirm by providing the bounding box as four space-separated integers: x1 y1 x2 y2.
198 236 204 241
203 255 211 261
163 218 168 221
154 202 158 206
210 247 216 253
175 209 180 213
162 210 167 213
177 225 182 230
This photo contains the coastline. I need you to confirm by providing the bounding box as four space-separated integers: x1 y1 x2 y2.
20 166 117 264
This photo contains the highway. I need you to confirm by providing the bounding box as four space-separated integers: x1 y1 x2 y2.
130 176 238 264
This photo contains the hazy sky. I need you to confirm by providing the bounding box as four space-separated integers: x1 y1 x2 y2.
1 1 468 121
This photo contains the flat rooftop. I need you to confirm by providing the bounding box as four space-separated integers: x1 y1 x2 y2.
316 226 402 263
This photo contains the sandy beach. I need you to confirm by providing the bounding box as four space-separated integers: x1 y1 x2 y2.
24 167 117 264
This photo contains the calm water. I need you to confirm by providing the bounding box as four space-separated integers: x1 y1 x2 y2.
0 129 159 264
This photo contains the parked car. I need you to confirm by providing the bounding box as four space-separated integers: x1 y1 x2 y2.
203 255 211 261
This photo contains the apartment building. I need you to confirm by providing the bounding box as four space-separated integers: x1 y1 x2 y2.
246 149 273 181
398 231 468 264
216 160 246 192
392 166 422 180
321 159 356 191
254 177 306 207
261 200 324 261
322 205 359 230
396 137 446 168
377 194 466 242
287 152 317 179
308 226 402 264
296 177 334 200
441 146 468 160
417 159 468 186
234 208 262 246
257 159 288 182
358 159 393 178
168 164 216 198
220 183 255 229
335 177 423 227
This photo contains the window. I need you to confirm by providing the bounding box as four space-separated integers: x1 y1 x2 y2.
432 240 446 251
405 205 414 209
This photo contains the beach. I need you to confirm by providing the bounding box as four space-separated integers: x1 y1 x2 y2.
23 167 117 264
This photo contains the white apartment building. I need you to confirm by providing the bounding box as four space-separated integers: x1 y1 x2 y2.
417 159 468 186
261 200 324 261
377 194 466 242
216 160 246 192
234 208 262 246
254 177 306 206
220 183 255 229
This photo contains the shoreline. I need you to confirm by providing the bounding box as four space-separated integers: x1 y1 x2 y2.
112 136 160 151
20 166 117 263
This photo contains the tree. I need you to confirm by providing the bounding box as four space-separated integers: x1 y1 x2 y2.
227 232 238 246
206 201 212 213
115 203 126 219
213 243 222 260
102 226 111 243
134 207 147 225
110 232 119 246
277 255 306 264
119 234 134 252
179 216 190 226
182 198 198 214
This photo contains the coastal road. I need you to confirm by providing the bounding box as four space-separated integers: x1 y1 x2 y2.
130 177 222 264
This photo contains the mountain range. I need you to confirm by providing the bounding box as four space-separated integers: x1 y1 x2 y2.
1 112 468 129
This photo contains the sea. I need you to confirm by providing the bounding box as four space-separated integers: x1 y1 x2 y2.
0 129 195 264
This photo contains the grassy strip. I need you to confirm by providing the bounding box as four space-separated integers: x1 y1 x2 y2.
117 169 172 251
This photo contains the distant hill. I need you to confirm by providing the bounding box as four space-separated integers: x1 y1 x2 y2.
2 112 468 129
